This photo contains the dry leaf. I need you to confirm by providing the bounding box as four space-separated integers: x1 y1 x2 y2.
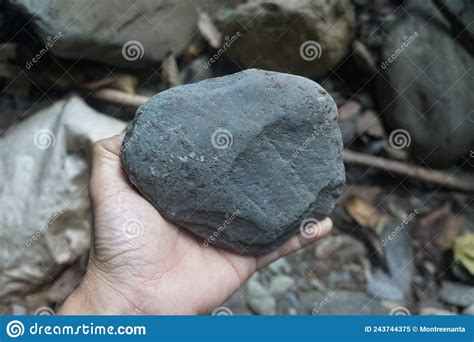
346 197 384 229
453 233 474 275
112 73 138 94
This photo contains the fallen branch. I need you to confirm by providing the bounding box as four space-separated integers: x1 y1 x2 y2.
92 88 148 107
343 149 474 192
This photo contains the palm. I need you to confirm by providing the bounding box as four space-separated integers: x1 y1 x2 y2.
87 134 332 314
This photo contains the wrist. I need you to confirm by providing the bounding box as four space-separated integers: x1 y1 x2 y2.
59 270 136 315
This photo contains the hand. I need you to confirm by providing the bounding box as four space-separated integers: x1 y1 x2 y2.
60 134 332 315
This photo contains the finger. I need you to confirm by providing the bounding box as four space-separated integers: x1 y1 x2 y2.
89 133 130 200
255 217 332 270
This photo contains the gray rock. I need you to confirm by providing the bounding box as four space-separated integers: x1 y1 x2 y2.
121 69 345 255
269 274 296 295
217 0 356 78
439 281 474 307
463 305 474 316
419 307 455 316
268 258 292 274
245 275 276 315
300 290 389 315
222 290 253 315
377 0 474 167
9 0 231 67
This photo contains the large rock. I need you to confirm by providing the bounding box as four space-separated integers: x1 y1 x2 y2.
217 0 356 78
377 0 474 167
121 69 345 255
0 97 126 300
8 0 231 67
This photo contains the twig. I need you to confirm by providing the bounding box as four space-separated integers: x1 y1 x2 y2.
92 88 148 107
343 149 474 192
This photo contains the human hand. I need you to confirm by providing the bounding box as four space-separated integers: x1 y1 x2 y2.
60 134 332 315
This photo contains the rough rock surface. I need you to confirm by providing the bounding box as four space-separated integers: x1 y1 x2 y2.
8 0 231 67
121 69 345 255
217 0 356 77
377 0 474 167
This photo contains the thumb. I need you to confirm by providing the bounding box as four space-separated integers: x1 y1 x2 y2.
89 133 131 202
